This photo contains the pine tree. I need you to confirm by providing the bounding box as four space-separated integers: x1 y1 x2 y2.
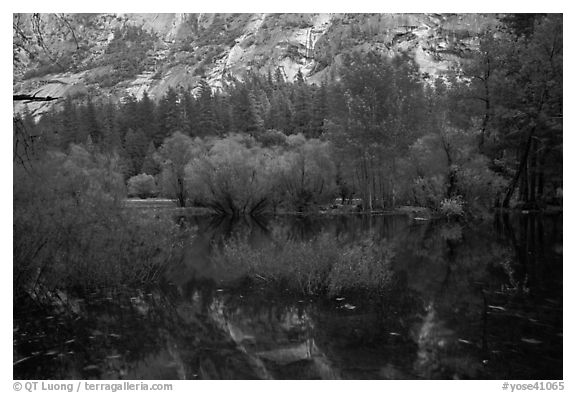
117 94 139 139
196 80 221 136
141 141 161 176
155 87 180 144
124 128 149 175
295 68 305 84
291 81 311 136
266 89 292 133
213 94 232 135
310 81 328 138
36 107 60 148
80 98 101 144
274 67 285 85
100 100 122 152
230 84 263 136
138 91 157 142
60 96 80 150
178 87 196 137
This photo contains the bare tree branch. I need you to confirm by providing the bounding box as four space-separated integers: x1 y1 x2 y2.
13 94 60 102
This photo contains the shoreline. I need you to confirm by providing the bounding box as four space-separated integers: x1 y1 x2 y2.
122 198 563 218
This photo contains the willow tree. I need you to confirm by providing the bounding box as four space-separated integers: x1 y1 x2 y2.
186 134 276 216
158 132 198 207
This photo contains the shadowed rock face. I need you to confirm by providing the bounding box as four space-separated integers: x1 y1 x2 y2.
13 13 498 117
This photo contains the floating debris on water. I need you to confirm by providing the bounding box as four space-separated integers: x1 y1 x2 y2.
13 356 33 366
83 365 99 371
521 338 543 344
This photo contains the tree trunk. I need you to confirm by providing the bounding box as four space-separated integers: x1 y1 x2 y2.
529 140 537 206
502 126 536 208
537 150 545 200
479 76 490 153
519 159 528 204
176 177 186 207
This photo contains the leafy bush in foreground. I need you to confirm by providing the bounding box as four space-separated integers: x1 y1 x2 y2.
14 145 183 296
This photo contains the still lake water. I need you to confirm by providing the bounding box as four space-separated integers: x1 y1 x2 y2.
14 212 562 379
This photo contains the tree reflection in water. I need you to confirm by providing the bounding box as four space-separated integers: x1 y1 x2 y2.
14 213 562 379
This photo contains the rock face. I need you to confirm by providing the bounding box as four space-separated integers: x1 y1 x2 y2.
13 13 499 116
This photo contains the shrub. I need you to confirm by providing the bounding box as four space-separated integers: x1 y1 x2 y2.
413 175 446 209
327 238 394 295
186 134 279 215
127 173 157 198
456 156 506 215
256 129 288 148
185 134 336 215
210 233 394 296
14 147 183 297
440 195 465 218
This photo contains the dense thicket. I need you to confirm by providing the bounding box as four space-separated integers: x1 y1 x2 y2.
13 144 185 296
17 14 562 216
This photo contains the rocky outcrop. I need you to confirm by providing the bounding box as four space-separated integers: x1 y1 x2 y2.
13 13 500 118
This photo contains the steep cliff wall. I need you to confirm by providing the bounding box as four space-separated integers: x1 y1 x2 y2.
13 13 499 117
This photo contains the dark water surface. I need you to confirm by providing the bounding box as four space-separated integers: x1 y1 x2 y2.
14 213 563 379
